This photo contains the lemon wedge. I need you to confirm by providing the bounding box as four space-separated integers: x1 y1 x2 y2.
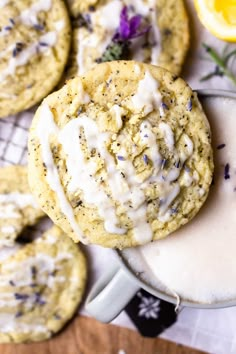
194 0 236 41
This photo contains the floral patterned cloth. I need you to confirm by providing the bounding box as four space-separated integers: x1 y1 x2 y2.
125 289 177 337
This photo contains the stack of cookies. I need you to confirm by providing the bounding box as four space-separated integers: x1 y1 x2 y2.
0 0 214 343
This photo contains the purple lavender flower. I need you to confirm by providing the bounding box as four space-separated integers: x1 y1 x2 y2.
113 6 150 42
97 6 151 63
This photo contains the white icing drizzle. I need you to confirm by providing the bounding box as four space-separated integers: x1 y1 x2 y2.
0 31 57 83
198 188 205 197
113 146 152 243
140 121 162 171
19 0 52 26
57 113 154 241
76 30 86 75
0 0 8 8
0 193 38 209
110 104 124 130
37 103 153 241
0 43 16 59
96 0 122 30
36 104 85 241
132 70 162 114
0 226 16 234
0 204 21 219
148 1 161 65
78 80 90 103
0 0 52 37
139 119 194 223
183 134 194 155
76 28 111 75
0 245 21 262
159 184 180 216
182 170 193 187
1 252 72 289
0 192 39 220
134 64 141 75
159 122 175 151
58 117 126 235
54 20 65 31
130 0 161 64
0 27 11 38
36 233 56 244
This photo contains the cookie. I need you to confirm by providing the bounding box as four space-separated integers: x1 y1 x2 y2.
0 225 87 343
28 61 213 249
66 0 189 79
0 0 71 118
0 165 44 247
65 0 98 18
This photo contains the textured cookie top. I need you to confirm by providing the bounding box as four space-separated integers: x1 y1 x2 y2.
65 0 98 17
0 165 44 247
0 226 87 343
29 61 213 249
0 0 71 118
66 0 189 78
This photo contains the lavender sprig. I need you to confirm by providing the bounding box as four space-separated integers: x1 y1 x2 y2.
201 43 236 85
97 6 151 63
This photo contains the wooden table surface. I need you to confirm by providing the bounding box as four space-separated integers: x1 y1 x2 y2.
0 316 206 354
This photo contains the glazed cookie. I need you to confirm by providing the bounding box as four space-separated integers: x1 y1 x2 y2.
0 0 71 118
0 225 87 343
0 165 44 247
66 0 189 79
28 61 213 249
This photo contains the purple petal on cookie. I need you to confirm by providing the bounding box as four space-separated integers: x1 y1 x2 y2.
117 155 125 161
14 293 29 301
39 42 48 47
143 154 148 165
224 163 230 180
161 102 169 110
186 98 192 112
33 23 44 31
35 292 46 305
161 159 167 169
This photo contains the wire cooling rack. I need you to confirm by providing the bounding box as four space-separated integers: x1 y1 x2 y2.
0 109 52 239
0 110 35 167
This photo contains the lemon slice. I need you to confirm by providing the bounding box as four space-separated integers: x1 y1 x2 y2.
194 0 236 41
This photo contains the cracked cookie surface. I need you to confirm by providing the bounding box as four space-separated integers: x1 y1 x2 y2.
66 0 189 79
29 61 213 249
0 225 87 343
0 0 71 118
